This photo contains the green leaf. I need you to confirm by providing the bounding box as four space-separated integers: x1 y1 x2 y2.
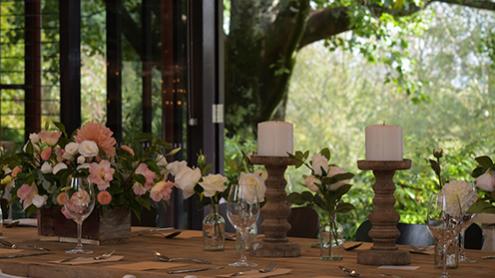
472 166 486 178
468 200 495 214
322 173 354 185
53 122 68 137
476 156 494 169
134 174 145 185
301 191 314 203
166 147 181 156
287 192 307 205
320 148 331 160
334 184 352 198
335 202 355 213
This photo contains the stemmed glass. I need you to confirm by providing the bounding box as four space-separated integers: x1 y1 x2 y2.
458 184 477 263
427 192 458 278
63 176 95 254
227 184 260 267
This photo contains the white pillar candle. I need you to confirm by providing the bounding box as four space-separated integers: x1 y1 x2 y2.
365 124 403 161
257 121 294 157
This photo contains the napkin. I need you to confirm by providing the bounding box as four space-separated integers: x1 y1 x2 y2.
50 255 124 265
378 265 420 270
409 245 434 255
216 268 292 278
106 261 189 271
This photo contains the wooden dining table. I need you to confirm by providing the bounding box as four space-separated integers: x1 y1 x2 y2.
0 227 493 278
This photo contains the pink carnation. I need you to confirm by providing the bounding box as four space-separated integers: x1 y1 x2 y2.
150 181 174 202
38 131 61 146
132 183 147 196
135 163 156 189
40 147 52 161
75 122 116 158
97 191 112 205
88 160 115 191
11 166 22 178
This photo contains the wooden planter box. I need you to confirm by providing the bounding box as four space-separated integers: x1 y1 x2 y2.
37 206 131 244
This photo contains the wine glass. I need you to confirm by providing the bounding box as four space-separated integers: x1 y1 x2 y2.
63 176 95 254
458 184 477 263
427 193 458 278
227 184 260 267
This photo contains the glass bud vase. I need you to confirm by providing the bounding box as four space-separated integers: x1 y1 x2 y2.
481 224 495 252
319 215 343 261
434 237 459 269
202 204 225 251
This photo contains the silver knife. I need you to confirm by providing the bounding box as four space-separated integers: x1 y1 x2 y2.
167 267 212 274
0 251 50 259
0 238 16 249
481 255 495 260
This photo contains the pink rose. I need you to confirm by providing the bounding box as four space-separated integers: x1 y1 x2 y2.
17 184 34 201
40 147 52 161
88 160 115 191
61 206 72 219
38 131 61 146
150 181 174 202
97 191 112 205
11 166 22 178
135 163 156 189
132 182 147 196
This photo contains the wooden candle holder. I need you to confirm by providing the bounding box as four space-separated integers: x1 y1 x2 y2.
249 155 301 257
356 159 412 265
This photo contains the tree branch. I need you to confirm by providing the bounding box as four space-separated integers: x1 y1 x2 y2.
298 7 350 49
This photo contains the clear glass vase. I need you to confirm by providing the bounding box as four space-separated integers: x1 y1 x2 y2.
202 204 225 251
481 224 495 252
319 214 343 261
434 237 459 269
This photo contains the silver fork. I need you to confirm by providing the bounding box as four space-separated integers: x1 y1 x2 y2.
59 250 115 263
229 263 278 277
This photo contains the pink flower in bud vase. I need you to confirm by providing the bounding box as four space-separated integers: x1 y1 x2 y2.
97 191 112 205
38 131 61 146
61 206 72 220
56 192 69 205
135 163 156 189
120 145 135 156
11 166 22 178
40 147 52 161
88 160 115 191
132 182 147 196
150 181 174 202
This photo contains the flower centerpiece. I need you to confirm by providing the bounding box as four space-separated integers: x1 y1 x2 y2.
10 122 180 242
470 155 495 214
288 148 354 261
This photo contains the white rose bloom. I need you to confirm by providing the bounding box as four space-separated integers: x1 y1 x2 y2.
476 171 495 192
311 154 329 176
328 166 349 191
199 174 227 197
32 194 48 208
77 156 86 165
77 163 90 170
65 142 79 156
166 161 188 176
304 175 319 192
29 133 40 144
156 154 168 167
52 162 68 174
41 162 53 174
78 140 99 158
2 166 11 174
442 180 478 217
239 172 266 204
62 151 73 161
174 167 201 199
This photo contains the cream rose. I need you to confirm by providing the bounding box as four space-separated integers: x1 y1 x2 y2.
65 142 79 156
311 154 329 176
328 166 349 191
78 140 99 158
166 161 188 176
476 171 495 192
174 167 201 199
199 174 227 197
52 162 68 174
156 154 168 167
32 194 48 208
29 133 40 144
239 172 266 204
41 162 53 174
304 175 319 192
77 156 86 164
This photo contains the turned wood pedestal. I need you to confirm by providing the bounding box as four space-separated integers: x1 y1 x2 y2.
249 155 301 257
357 160 412 265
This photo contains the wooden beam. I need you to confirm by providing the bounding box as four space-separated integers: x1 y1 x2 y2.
142 0 152 133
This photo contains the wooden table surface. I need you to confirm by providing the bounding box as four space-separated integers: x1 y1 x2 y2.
0 227 493 278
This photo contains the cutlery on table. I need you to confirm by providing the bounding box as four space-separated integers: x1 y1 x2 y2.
380 273 402 278
342 242 363 251
3 220 20 228
228 263 278 277
58 250 115 263
0 251 50 259
339 265 360 277
481 255 495 260
0 238 16 249
166 266 224 274
154 250 210 264
163 231 182 239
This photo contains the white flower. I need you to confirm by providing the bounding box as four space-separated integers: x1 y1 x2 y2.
199 174 227 197
255 170 268 181
77 163 90 170
65 142 79 156
32 194 48 208
476 171 495 192
77 156 86 165
328 166 349 191
239 172 266 204
175 167 201 199
41 162 53 174
166 161 188 176
78 140 99 158
311 154 329 176
52 162 68 174
442 180 478 217
29 133 40 144
156 154 168 167
304 175 319 192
